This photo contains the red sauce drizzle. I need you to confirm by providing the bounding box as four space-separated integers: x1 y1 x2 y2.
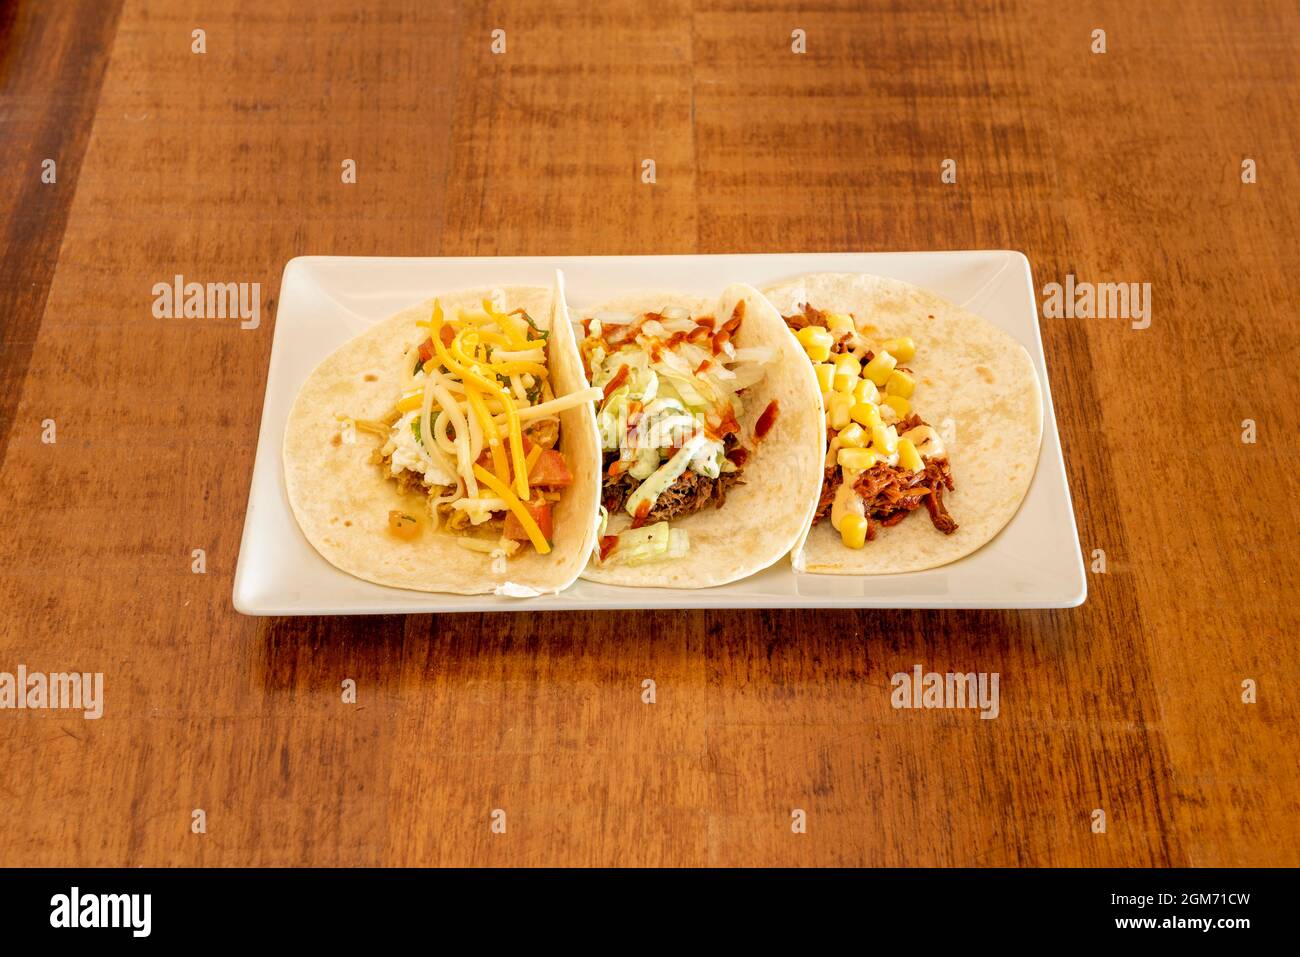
630 501 651 529
754 399 780 440
709 306 745 355
599 536 619 561
603 363 630 400
705 404 741 441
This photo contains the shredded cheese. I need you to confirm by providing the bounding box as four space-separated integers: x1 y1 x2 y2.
472 464 550 554
430 307 531 500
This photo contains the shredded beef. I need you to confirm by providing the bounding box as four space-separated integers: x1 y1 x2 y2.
783 303 828 331
811 416 958 537
602 449 744 523
840 458 957 538
814 459 841 524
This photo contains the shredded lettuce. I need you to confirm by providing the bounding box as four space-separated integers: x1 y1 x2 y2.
600 521 689 566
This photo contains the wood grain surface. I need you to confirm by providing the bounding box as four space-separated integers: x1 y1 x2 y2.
1 0 1296 867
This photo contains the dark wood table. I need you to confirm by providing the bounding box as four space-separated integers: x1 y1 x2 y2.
1 0 1296 866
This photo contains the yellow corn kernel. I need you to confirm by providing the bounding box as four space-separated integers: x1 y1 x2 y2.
883 394 911 418
796 326 834 363
870 424 899 455
852 377 879 404
881 336 916 362
827 392 854 430
837 423 866 448
812 362 835 392
850 402 882 428
838 447 878 471
826 312 856 335
839 514 869 549
834 354 861 378
897 437 924 473
885 370 915 398
863 350 897 386
833 355 861 393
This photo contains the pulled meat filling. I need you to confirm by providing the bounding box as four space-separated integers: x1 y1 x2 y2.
813 415 957 540
601 446 744 523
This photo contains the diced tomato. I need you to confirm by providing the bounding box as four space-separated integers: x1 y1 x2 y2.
503 500 553 546
528 449 573 488
417 330 453 365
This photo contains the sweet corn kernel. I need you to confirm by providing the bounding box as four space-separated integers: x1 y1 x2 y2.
813 363 835 392
881 336 916 362
897 437 924 472
839 514 869 549
828 392 854 430
883 394 911 418
863 350 897 386
885 370 915 398
826 313 856 334
850 402 882 428
838 447 878 471
831 355 861 393
870 424 899 455
837 423 866 447
834 354 861 377
797 326 834 362
852 378 879 404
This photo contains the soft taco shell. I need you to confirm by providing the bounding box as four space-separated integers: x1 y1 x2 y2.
580 283 826 589
761 272 1043 575
283 285 601 595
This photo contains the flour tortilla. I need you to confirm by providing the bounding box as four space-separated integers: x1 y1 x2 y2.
580 283 826 589
283 284 601 595
761 273 1043 575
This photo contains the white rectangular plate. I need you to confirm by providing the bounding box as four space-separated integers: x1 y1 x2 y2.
234 252 1085 614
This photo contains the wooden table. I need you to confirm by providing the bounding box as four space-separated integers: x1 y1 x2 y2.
1 0 1296 867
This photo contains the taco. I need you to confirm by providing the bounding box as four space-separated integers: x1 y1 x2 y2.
283 280 603 595
762 272 1043 575
578 283 825 588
